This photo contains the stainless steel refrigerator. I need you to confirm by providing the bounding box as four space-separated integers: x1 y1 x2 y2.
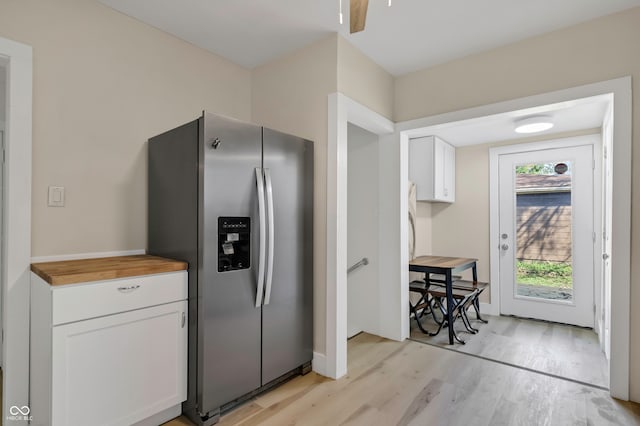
148 112 313 425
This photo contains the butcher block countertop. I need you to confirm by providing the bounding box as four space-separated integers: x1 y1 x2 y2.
31 254 188 286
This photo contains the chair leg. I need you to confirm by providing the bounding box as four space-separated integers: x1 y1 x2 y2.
429 297 444 325
459 306 479 334
410 293 437 335
429 297 466 344
471 295 489 323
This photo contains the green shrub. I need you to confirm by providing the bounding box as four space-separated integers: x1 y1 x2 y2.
516 260 572 288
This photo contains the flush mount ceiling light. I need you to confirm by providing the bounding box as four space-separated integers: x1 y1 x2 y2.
514 115 555 134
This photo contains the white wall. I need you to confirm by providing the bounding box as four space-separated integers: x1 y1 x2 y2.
0 0 252 258
347 123 379 337
337 37 394 120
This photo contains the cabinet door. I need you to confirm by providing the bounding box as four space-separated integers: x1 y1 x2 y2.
443 141 455 201
433 139 446 200
409 136 435 201
51 301 187 426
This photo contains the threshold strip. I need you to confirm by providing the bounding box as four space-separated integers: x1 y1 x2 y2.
408 337 609 392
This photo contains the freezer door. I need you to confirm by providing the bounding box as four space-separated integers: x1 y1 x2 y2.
199 113 263 414
261 128 314 385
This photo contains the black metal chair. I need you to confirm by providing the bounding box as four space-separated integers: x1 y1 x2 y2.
409 280 443 335
426 285 481 337
427 274 490 325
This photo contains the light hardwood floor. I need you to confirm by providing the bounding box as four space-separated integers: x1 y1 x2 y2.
163 333 640 426
410 313 609 389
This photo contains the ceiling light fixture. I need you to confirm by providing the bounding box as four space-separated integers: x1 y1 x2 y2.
514 115 555 134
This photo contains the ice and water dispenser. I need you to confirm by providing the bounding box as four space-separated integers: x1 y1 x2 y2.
218 217 251 272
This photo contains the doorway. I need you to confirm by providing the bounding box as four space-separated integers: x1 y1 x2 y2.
396 77 631 399
346 123 379 338
325 93 395 379
497 141 595 327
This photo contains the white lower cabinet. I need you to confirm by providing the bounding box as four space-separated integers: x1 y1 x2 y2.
30 271 187 426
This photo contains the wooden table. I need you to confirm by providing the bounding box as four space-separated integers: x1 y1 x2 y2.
409 255 478 345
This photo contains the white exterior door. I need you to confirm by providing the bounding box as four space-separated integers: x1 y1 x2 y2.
498 144 594 327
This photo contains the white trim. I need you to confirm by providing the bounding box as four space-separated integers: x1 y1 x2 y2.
478 302 493 316
593 135 604 343
488 135 601 156
311 351 327 377
396 77 632 400
1 36 33 422
31 249 146 264
399 132 412 333
326 93 394 379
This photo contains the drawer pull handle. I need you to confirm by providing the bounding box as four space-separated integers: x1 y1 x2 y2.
181 312 186 328
117 285 141 293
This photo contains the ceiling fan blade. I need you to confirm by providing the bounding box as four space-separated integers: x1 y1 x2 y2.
350 0 369 33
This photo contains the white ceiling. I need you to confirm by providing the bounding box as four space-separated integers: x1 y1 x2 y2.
98 0 640 76
409 95 610 147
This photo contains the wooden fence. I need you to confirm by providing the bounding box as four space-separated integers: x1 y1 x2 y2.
516 192 572 262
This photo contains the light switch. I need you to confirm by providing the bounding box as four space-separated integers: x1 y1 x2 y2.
48 186 65 207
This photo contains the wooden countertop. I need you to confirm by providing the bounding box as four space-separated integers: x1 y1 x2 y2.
31 254 188 286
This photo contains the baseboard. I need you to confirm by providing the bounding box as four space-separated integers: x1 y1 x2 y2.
312 352 328 377
479 302 499 316
31 249 145 263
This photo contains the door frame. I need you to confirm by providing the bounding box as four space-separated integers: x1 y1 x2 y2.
396 77 631 400
491 135 600 327
0 36 33 420
324 93 394 379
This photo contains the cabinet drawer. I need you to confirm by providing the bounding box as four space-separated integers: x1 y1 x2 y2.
52 271 187 325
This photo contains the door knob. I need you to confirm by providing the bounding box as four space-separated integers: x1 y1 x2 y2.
501 244 509 251
501 233 508 240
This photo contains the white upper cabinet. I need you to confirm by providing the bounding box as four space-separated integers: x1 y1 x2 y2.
409 135 456 203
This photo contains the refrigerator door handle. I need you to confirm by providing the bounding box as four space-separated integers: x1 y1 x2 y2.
263 168 275 305
255 168 266 307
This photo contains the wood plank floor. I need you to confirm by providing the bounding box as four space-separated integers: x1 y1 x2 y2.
410 313 609 389
163 333 640 426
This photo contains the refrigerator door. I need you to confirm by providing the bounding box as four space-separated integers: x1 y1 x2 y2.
199 113 263 414
261 128 314 385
